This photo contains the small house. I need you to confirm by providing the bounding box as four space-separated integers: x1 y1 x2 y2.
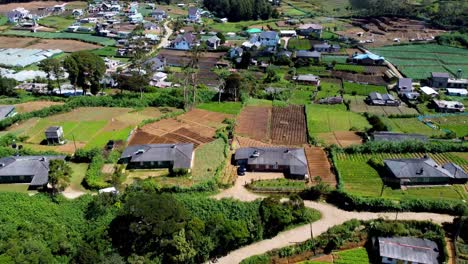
170 32 197 50
313 43 340 53
229 47 243 59
318 96 343 105
374 237 439 264
420 86 438 97
53 3 67 12
234 147 309 179
45 126 65 145
295 74 320 86
372 132 427 142
401 92 420 101
396 78 413 93
145 56 166 71
366 92 400 106
0 106 16 121
446 88 467 97
295 50 321 62
259 31 279 48
276 50 292 59
206 35 221 50
187 7 201 23
384 157 468 187
351 53 384 65
296 23 322 37
8 7 30 23
143 21 158 30
429 72 449 88
128 13 143 24
0 156 66 189
151 9 167 21
279 30 296 37
447 78 468 89
72 9 84 17
432 99 465 113
119 143 194 171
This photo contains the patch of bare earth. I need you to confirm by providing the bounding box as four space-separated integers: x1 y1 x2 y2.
13 101 64 113
0 37 101 52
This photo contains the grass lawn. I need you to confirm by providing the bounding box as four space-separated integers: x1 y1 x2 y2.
381 117 445 137
334 64 366 73
0 184 30 193
288 38 312 50
429 115 468 137
68 163 88 192
343 82 387 96
335 152 468 201
306 104 370 136
246 98 273 107
316 81 342 99
0 15 7 26
333 248 369 264
90 47 118 57
9 107 169 150
191 139 226 182
38 16 75 31
197 102 243 115
249 178 307 191
290 89 313 105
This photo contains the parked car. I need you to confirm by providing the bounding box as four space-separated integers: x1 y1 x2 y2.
237 166 246 176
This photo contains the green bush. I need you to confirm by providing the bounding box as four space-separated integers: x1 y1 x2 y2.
341 140 468 154
83 152 110 190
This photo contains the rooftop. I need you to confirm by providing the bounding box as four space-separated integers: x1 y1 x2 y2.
0 156 66 186
0 105 15 120
372 132 427 142
384 157 467 179
120 143 194 169
378 237 439 264
431 72 450 78
0 48 63 67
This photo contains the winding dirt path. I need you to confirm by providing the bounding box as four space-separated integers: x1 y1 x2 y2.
213 180 455 264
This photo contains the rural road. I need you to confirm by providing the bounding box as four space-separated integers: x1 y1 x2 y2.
213 179 455 264
157 20 173 49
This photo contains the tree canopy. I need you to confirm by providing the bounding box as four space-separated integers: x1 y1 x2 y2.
63 51 106 95
203 0 272 21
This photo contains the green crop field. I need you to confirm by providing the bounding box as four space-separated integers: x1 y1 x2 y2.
382 117 445 137
249 178 307 191
335 152 468 201
316 80 342 99
306 104 370 136
288 38 312 50
427 114 468 137
0 15 7 26
334 64 365 73
343 82 387 96
334 248 369 264
197 102 242 115
322 55 348 64
290 89 313 105
370 44 468 80
38 16 75 31
9 107 171 151
1 30 115 46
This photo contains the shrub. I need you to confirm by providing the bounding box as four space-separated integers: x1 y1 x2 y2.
83 152 110 190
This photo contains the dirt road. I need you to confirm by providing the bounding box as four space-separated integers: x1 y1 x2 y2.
214 184 455 264
157 20 173 49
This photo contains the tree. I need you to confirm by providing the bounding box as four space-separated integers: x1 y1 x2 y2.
63 51 105 95
225 73 242 101
0 75 16 96
237 50 251 69
38 58 54 92
51 58 65 95
48 159 72 195
216 32 226 44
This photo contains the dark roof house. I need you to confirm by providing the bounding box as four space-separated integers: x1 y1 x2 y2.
366 92 400 106
0 156 66 188
372 132 427 142
384 157 468 187
235 147 309 179
120 143 194 170
296 50 321 59
375 237 439 264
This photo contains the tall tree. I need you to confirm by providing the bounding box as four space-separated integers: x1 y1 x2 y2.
38 58 54 92
48 159 72 195
0 74 17 96
63 51 105 95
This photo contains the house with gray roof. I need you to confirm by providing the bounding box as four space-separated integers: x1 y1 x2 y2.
366 92 400 106
151 9 167 21
396 78 413 93
295 50 321 63
374 237 439 264
0 105 16 120
45 126 65 145
383 157 468 187
119 143 194 171
0 156 66 189
296 23 322 37
170 32 198 50
372 132 427 142
259 31 279 47
206 35 221 50
187 7 201 23
430 72 450 88
313 43 340 53
295 74 320 86
234 147 309 179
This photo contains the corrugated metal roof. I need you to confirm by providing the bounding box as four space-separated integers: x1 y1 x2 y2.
378 237 439 264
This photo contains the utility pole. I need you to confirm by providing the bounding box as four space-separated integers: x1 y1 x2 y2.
310 222 314 239
72 134 77 152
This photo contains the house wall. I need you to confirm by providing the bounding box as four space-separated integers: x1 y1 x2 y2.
381 257 406 264
431 77 448 88
260 36 279 47
127 160 173 169
174 41 190 50
0 175 33 184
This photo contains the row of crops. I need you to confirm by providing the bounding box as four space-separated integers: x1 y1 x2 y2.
369 44 468 80
1 30 116 46
343 82 387 96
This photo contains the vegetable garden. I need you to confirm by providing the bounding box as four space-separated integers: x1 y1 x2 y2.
1 30 116 46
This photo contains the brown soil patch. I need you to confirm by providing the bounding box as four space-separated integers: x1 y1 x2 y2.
235 136 282 148
305 146 336 186
271 105 307 145
309 254 333 263
101 164 115 174
318 131 362 147
0 36 101 52
22 141 85 154
235 106 270 142
13 100 64 113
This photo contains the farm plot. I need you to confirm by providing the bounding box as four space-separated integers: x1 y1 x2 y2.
315 79 342 100
235 106 271 142
8 107 169 152
270 105 308 145
0 36 102 52
335 152 468 201
346 95 419 116
287 38 312 50
131 109 232 148
343 82 387 96
381 117 445 137
1 30 115 46
0 1 86 13
11 100 64 113
306 104 370 139
370 44 468 80
305 146 336 186
425 114 468 137
333 71 387 85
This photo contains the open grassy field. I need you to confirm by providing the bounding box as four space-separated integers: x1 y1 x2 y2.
335 152 468 201
197 102 243 115
343 82 387 96
334 64 365 73
370 44 468 80
425 114 468 137
306 104 370 136
68 163 88 192
382 117 445 137
8 107 172 151
249 178 307 191
1 30 115 46
316 80 342 99
288 38 312 50
38 16 75 31
290 89 313 105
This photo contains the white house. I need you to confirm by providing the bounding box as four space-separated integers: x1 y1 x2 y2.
53 3 67 12
187 7 201 23
7 7 30 23
446 88 467 97
420 86 438 97
128 13 143 24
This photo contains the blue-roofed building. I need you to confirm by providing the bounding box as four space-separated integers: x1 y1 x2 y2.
352 52 385 65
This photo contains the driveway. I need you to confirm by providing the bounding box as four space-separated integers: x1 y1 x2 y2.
157 20 173 49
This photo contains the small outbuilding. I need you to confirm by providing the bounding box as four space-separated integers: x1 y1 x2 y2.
374 237 440 264
45 126 65 145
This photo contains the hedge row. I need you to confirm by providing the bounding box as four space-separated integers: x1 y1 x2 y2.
339 140 468 154
83 151 110 190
